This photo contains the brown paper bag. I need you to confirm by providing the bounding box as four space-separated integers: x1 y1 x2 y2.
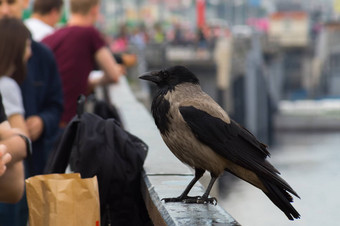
26 173 100 226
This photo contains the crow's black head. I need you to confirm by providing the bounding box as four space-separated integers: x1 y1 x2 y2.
139 65 199 89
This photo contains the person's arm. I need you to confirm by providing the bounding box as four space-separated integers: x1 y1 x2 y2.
8 114 29 137
0 131 27 163
94 47 122 85
0 160 25 203
0 94 25 203
0 129 26 203
0 120 27 162
25 115 43 142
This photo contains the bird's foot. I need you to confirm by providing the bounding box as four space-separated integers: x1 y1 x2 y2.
162 196 217 205
183 196 217 205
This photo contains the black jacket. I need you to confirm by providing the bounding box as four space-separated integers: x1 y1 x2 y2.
45 112 150 226
22 40 63 176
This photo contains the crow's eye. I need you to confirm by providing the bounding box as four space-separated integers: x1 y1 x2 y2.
161 70 169 79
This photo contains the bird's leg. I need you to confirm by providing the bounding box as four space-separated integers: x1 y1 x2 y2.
182 173 218 205
200 174 218 205
162 168 205 203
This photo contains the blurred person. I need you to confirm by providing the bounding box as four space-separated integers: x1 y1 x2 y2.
152 22 165 43
0 99 29 171
24 0 63 41
0 78 31 205
111 23 130 53
0 0 63 174
130 24 150 100
0 0 63 225
130 25 147 50
213 27 233 113
0 99 12 179
173 23 184 45
196 26 209 59
196 27 208 48
0 17 31 136
42 0 122 125
0 96 28 204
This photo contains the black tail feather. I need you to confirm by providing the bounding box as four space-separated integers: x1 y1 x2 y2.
260 177 300 220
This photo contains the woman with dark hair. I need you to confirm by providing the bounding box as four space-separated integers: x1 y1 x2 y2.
0 17 31 135
0 18 32 203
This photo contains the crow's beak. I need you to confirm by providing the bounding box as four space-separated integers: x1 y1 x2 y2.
139 71 161 83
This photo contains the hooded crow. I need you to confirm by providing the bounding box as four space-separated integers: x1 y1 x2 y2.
139 65 300 220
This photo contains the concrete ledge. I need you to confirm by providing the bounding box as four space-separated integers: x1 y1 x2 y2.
104 77 240 225
143 174 240 226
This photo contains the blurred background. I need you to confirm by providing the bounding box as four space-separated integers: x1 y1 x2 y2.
25 0 340 225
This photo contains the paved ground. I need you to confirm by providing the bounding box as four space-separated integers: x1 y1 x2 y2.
219 130 340 226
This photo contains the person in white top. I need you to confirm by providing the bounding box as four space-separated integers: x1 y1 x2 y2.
0 17 31 134
0 17 32 204
24 0 63 41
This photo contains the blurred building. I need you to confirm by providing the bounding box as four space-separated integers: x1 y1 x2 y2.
98 0 272 35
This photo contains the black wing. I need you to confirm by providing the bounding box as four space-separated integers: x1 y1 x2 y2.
180 106 300 218
179 106 280 177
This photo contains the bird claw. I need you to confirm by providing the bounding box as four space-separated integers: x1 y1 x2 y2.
189 196 217 205
162 196 217 205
